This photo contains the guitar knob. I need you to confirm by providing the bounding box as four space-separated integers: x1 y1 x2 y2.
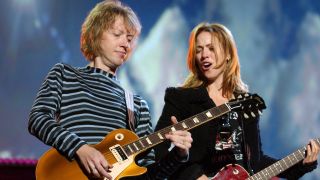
250 112 256 118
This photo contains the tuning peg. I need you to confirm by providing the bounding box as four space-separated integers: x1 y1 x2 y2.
244 93 249 97
243 112 249 119
237 94 242 99
258 110 262 115
250 112 256 118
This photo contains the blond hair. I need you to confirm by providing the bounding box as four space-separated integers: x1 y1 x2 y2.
80 0 141 61
182 23 248 98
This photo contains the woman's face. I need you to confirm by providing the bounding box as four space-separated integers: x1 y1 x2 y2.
195 31 227 82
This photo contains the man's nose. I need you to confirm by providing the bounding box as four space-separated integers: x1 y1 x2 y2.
120 37 130 49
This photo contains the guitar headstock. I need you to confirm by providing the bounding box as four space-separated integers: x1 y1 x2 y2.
228 93 266 119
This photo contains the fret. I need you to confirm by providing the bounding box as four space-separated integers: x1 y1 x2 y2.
153 132 166 145
123 145 131 156
141 138 151 148
184 118 194 128
292 152 299 162
210 106 220 117
276 162 284 173
283 156 291 167
138 140 145 148
133 142 139 151
135 140 143 150
197 113 208 122
205 111 213 118
265 167 272 178
263 167 271 178
160 127 171 135
152 131 165 143
157 132 164 140
181 122 188 129
128 144 134 153
297 149 305 159
274 163 282 174
217 104 229 115
288 154 297 165
269 166 276 177
145 137 152 145
256 171 263 179
281 159 288 169
192 117 200 123
148 133 159 145
263 170 269 179
124 143 135 155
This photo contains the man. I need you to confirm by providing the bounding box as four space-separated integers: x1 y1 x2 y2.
28 1 192 179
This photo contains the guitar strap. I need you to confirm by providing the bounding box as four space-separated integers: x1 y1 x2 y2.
124 89 135 132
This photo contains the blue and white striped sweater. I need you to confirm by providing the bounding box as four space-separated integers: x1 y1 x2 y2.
29 63 185 179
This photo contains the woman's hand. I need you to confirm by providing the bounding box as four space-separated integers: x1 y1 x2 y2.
303 139 319 165
165 116 193 158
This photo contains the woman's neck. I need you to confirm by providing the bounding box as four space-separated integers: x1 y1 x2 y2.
206 81 229 106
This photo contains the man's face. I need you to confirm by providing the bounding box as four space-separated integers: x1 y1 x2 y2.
96 16 136 73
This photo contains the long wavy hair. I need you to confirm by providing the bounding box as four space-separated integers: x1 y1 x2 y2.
182 23 248 98
80 0 141 61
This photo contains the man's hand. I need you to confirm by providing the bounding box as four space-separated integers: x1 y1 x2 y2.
165 116 193 158
76 144 113 179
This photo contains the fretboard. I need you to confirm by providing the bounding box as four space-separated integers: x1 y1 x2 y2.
247 138 320 180
122 103 231 156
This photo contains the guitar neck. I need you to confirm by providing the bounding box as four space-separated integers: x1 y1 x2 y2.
122 103 232 156
248 138 320 180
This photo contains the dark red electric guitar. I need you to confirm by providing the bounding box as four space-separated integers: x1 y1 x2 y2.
212 138 320 180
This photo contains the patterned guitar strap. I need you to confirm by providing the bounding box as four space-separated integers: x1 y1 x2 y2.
124 89 135 132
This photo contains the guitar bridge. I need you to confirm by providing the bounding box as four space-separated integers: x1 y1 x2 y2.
110 144 129 163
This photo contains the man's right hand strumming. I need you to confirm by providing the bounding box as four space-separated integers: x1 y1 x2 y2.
76 144 113 179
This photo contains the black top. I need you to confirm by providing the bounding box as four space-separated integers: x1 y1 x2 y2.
154 85 317 179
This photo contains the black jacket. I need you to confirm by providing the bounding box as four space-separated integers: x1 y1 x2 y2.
154 86 317 180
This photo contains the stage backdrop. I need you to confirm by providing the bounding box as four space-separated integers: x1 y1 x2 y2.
0 0 319 179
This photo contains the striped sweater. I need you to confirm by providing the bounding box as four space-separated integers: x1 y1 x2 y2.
28 63 186 179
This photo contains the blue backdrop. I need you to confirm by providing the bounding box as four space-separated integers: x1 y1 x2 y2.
0 0 319 179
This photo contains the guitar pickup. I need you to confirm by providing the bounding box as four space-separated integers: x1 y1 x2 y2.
110 144 129 163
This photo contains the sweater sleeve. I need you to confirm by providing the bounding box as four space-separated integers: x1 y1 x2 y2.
28 63 86 160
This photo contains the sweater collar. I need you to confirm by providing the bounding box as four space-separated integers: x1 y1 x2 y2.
85 65 118 81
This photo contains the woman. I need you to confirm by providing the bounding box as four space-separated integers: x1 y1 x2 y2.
154 22 318 179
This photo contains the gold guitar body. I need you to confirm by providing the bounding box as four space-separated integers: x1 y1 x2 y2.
36 129 146 180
